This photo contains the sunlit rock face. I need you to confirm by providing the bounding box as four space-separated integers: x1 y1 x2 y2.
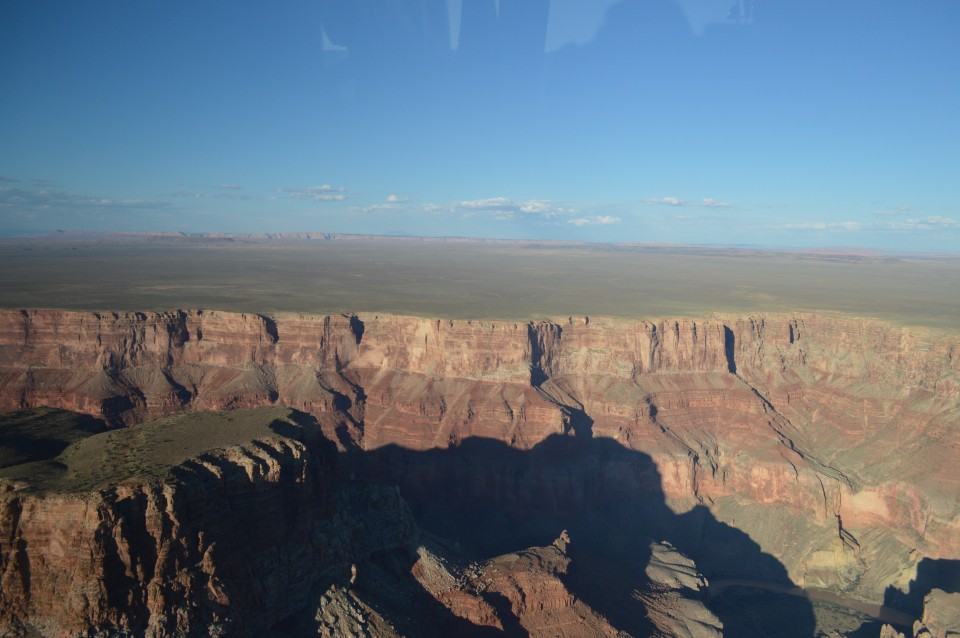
914 589 960 638
1 308 958 614
0 409 359 636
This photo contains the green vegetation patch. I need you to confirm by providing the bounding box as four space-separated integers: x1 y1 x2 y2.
0 406 307 494
0 407 108 469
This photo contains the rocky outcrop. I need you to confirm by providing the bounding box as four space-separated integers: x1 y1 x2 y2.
403 531 721 638
914 589 960 638
408 531 624 638
1 309 959 611
314 585 405 638
0 408 420 637
642 542 723 638
882 589 960 638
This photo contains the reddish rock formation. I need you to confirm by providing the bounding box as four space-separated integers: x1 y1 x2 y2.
914 589 960 638
0 409 342 636
0 407 433 637
1 308 958 616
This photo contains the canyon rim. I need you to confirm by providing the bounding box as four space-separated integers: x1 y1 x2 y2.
0 299 958 637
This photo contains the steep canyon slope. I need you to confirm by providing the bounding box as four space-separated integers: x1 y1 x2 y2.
1 308 958 635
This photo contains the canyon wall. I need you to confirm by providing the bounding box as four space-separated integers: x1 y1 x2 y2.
2 408 359 636
0 407 434 637
1 308 958 605
0 406 725 637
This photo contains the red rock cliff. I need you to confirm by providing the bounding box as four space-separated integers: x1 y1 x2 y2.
1 308 958 603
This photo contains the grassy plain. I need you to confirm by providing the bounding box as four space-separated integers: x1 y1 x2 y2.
1 236 958 331
0 406 298 493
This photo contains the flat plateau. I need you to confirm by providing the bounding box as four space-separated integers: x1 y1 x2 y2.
1 235 958 331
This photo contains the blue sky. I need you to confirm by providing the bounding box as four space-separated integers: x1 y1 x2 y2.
1 0 958 251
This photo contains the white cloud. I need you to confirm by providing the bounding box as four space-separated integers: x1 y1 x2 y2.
167 189 258 201
218 183 242 190
784 222 828 230
644 196 684 206
700 198 732 208
170 190 216 199
784 221 863 231
872 205 914 217
358 194 418 214
278 184 348 202
568 215 621 226
519 200 550 214
388 195 622 226
921 215 960 227
456 196 573 218
0 185 175 222
422 203 452 214
321 28 347 52
643 196 732 208
891 216 960 230
458 196 513 210
783 216 959 232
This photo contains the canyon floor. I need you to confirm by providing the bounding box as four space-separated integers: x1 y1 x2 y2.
0 236 958 637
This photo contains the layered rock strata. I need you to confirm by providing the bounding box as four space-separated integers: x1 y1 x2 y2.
0 404 732 636
0 407 428 637
1 309 958 611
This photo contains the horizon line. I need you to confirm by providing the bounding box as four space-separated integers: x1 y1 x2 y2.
2 229 958 260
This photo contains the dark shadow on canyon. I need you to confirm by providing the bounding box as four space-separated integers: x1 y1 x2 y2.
837 559 960 638
0 408 107 468
344 547 512 638
341 432 818 637
884 557 960 616
842 556 959 638
724 325 738 374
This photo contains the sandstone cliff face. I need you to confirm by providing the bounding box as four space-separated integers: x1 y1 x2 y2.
0 408 421 637
2 454 311 636
1 308 958 609
914 589 960 638
0 310 363 425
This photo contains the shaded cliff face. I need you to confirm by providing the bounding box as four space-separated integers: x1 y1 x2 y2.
0 407 737 638
0 408 332 636
0 407 428 637
1 309 958 609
